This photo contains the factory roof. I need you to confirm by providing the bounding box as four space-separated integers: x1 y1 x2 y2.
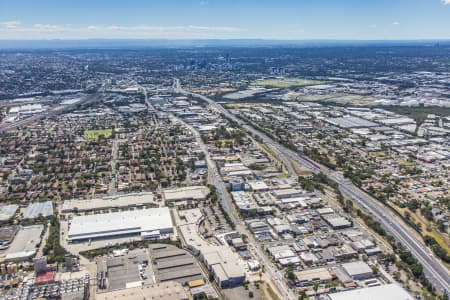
342 261 373 277
68 207 173 241
96 281 188 300
317 207 334 215
0 204 19 221
272 188 302 198
62 192 156 212
379 117 416 126
205 248 244 281
327 284 413 300
23 201 53 219
295 267 333 282
327 116 378 128
247 181 269 191
324 216 352 229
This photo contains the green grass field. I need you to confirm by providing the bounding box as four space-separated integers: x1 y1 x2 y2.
84 129 112 141
251 78 324 88
399 159 417 167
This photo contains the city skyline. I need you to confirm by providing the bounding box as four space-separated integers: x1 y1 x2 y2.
1 0 450 40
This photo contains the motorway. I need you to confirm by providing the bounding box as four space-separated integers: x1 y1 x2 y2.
173 78 450 295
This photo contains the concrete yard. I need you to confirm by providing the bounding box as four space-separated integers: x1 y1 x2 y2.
1 225 44 260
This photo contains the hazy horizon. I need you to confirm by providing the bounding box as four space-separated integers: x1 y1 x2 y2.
1 0 450 41
0 38 449 50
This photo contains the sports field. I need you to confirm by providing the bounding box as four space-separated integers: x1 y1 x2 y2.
84 129 112 141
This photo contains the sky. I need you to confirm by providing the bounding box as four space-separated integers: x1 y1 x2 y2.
0 0 450 40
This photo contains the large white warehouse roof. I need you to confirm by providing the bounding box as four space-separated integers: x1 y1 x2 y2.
68 207 173 242
328 284 413 300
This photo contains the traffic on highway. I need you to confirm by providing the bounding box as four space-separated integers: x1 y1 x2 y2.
174 78 450 295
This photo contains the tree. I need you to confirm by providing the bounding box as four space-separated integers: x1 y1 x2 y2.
437 220 446 232
344 199 354 214
286 269 296 282
241 233 248 243
410 263 423 277
312 282 320 299
371 264 379 274
404 211 411 221
298 290 307 300
393 270 400 280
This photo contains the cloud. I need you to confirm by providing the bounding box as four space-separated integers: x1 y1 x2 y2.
0 21 21 29
442 0 450 4
0 23 245 39
200 0 209 5
32 24 69 31
392 21 400 25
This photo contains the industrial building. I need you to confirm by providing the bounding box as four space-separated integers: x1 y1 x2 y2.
148 244 203 285
0 205 19 222
96 250 151 292
247 180 269 192
67 207 173 242
96 281 188 300
327 116 378 129
231 191 258 213
177 209 245 288
61 192 157 213
323 215 353 230
8 104 47 115
23 201 54 219
272 188 303 199
341 261 374 280
202 248 246 288
327 284 413 300
266 245 297 263
294 267 335 286
117 103 147 114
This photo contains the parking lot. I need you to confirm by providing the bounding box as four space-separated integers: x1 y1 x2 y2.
201 204 233 234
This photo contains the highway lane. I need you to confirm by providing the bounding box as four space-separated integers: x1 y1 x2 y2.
254 127 450 294
174 78 450 295
338 180 450 294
